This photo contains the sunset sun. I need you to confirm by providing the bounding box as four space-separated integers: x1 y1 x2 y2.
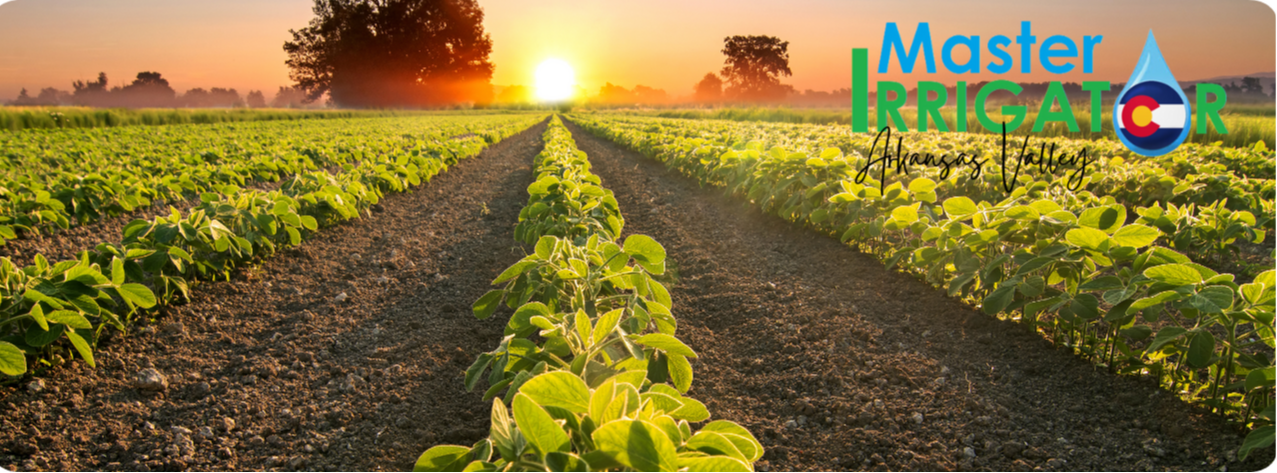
534 58 575 102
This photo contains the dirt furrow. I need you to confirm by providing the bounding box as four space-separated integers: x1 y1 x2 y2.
563 118 1272 472
0 119 546 472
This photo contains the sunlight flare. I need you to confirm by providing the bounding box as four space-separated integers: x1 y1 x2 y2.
535 58 575 102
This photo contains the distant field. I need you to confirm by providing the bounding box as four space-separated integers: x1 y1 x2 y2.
634 104 1277 149
0 106 526 131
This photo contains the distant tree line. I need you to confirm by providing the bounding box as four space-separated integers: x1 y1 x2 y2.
8 71 310 108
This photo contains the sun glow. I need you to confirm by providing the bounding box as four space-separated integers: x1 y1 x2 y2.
535 58 575 102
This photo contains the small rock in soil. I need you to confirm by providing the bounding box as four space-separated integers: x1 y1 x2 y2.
26 379 45 393
334 292 348 303
219 417 236 432
963 447 977 458
134 369 168 392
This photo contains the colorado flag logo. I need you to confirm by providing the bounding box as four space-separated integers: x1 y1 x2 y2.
1113 31 1192 157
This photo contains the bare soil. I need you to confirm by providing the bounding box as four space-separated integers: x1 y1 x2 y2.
561 118 1275 472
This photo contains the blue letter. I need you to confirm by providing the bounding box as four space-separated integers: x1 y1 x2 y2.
942 35 981 73
987 35 1012 74
879 22 936 73
1015 21 1036 73
1082 35 1102 73
1040 35 1078 74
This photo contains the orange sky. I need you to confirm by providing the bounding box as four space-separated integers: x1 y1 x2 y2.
0 0 1273 102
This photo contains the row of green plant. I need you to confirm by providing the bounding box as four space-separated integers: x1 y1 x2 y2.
0 113 541 244
414 116 764 472
622 106 1277 150
0 114 546 378
0 106 530 131
579 115 1274 270
569 113 1275 460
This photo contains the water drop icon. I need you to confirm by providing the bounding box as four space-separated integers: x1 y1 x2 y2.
1113 31 1192 157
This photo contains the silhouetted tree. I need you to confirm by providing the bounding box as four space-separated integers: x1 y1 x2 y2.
246 90 267 108
72 72 110 106
271 86 309 108
283 0 495 107
36 88 72 105
116 72 177 108
720 35 792 102
694 72 722 102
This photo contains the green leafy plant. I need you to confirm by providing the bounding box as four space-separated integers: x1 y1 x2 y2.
415 116 762 472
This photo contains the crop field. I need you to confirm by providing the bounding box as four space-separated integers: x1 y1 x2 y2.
635 106 1277 150
0 110 1272 472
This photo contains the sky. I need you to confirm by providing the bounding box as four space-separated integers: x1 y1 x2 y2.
0 0 1273 101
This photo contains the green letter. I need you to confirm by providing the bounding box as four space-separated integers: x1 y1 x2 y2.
1082 81 1111 132
853 48 869 133
956 81 968 132
1032 81 1079 132
916 81 949 132
1195 83 1228 134
975 80 1026 133
877 81 908 132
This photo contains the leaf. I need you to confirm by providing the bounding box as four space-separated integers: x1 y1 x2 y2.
413 445 472 472
678 455 752 472
1065 227 1109 251
591 420 678 472
518 371 591 413
700 421 764 462
982 284 1017 315
65 329 95 368
473 290 503 320
670 396 710 422
512 393 570 456
593 309 623 346
1112 224 1160 248
1185 331 1215 369
1120 325 1154 341
1144 264 1204 286
117 283 157 309
942 197 977 218
624 235 667 274
45 310 92 329
110 256 125 286
493 260 537 285
465 353 494 392
636 333 698 358
1145 327 1188 354
686 431 748 464
667 353 693 393
545 452 589 472
506 302 551 338
1239 426 1275 461
1003 205 1040 220
0 341 27 376
891 205 918 223
1246 367 1275 392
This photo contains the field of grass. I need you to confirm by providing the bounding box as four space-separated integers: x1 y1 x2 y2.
638 104 1277 149
0 106 528 131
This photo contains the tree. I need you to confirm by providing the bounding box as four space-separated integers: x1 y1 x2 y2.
720 35 792 102
72 72 110 107
246 90 267 108
117 72 177 108
693 72 722 102
284 0 495 107
271 86 309 108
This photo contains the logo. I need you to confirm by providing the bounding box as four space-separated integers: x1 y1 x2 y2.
1113 32 1192 157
